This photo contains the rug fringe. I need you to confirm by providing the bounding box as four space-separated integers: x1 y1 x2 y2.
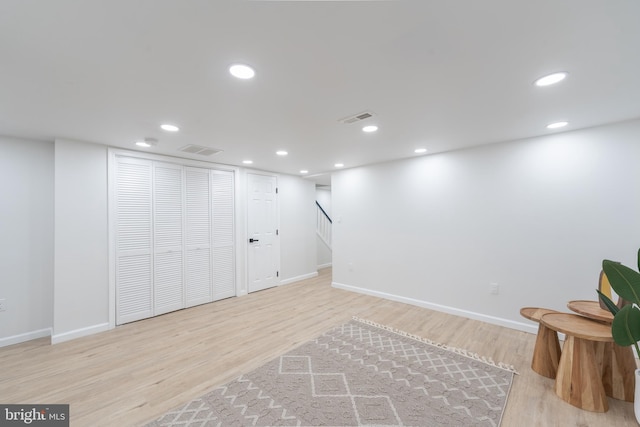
351 316 519 375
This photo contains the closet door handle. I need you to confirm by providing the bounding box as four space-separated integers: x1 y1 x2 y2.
249 238 259 243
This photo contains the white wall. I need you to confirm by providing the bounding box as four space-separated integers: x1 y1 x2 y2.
0 136 54 345
332 119 640 332
53 139 110 342
279 174 318 284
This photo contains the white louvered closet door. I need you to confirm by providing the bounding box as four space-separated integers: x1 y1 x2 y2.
185 167 213 307
212 170 235 300
115 157 153 325
153 162 185 315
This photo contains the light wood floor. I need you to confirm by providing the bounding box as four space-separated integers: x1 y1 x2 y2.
1 268 636 426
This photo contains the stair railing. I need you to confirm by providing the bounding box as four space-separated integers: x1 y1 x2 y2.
316 201 332 249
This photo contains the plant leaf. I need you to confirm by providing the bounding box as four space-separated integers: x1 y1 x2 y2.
596 289 620 315
637 248 640 272
611 304 640 347
602 260 640 305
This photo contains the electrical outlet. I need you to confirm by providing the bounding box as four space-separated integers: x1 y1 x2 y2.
490 283 499 295
0 299 6 312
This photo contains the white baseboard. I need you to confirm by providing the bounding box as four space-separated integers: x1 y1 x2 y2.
332 281 538 335
0 328 52 348
51 322 111 344
317 263 332 269
279 271 319 286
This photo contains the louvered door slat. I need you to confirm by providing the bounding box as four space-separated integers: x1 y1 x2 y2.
186 168 211 247
154 251 183 315
154 164 183 249
153 162 184 314
115 157 153 324
212 170 235 300
186 247 212 304
117 254 152 317
185 167 213 306
213 247 234 298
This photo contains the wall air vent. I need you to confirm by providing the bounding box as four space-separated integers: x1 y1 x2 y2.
338 111 375 124
178 144 223 156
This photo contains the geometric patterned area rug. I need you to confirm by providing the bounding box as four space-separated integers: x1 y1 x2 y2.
144 317 516 427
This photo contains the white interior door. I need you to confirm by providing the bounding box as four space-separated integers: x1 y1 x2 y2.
115 157 153 325
153 162 185 315
185 167 213 307
212 170 236 300
247 173 279 293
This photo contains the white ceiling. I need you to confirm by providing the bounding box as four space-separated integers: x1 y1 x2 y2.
1 1 639 184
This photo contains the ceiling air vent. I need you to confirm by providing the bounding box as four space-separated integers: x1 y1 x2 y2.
338 111 375 124
178 144 223 156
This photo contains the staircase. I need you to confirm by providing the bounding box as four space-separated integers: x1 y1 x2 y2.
316 201 332 250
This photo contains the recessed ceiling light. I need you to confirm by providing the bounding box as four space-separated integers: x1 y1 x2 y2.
229 64 255 79
334 163 344 168
160 124 180 132
135 137 157 148
362 125 378 133
414 148 428 154
242 160 253 164
276 150 288 156
535 72 568 87
300 170 308 174
547 121 568 129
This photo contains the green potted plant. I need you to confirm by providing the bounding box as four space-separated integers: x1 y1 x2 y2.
597 248 640 423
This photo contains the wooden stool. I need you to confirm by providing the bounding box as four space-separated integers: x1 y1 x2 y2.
520 307 562 378
595 340 636 403
567 300 635 402
540 313 634 412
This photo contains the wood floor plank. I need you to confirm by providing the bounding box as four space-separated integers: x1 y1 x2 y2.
0 268 635 426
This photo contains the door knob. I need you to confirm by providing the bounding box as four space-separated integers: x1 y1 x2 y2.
249 238 259 243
